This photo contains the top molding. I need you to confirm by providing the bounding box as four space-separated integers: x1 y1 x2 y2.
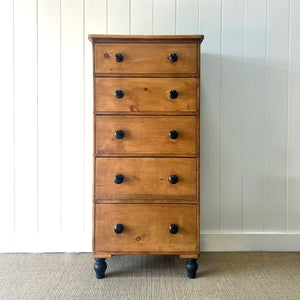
88 34 204 43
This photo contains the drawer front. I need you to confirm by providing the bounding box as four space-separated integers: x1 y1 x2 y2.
94 204 197 252
95 116 196 155
94 43 198 74
95 78 197 113
95 158 196 200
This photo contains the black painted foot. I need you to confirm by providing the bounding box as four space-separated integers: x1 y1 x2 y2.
185 258 198 279
94 258 107 279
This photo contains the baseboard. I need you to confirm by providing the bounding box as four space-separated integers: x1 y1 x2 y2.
200 233 300 252
0 232 92 253
2 232 300 253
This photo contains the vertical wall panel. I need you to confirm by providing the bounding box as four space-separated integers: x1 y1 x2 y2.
242 0 266 231
14 0 38 234
153 0 175 34
0 1 14 234
84 0 107 235
37 0 61 234
1 0 300 252
265 0 289 232
61 0 84 233
108 0 130 34
131 0 152 34
86 0 107 35
287 0 300 231
220 0 244 232
199 0 221 232
176 0 198 34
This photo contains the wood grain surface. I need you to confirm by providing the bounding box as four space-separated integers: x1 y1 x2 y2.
91 35 201 260
89 34 204 42
94 43 198 74
95 157 196 200
94 204 197 252
95 116 197 155
94 77 197 113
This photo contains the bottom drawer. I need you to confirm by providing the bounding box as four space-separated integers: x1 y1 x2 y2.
94 204 197 253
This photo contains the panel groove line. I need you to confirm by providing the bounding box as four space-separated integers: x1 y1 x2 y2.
61 0 85 233
263 0 268 233
242 0 266 232
14 0 38 235
219 0 223 233
13 0 16 233
220 0 244 232
36 0 40 235
82 0 86 232
264 0 289 232
286 0 291 232
199 0 222 233
37 0 61 235
241 0 245 233
84 0 107 237
288 0 300 232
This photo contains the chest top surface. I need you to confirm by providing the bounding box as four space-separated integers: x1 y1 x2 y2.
88 34 204 42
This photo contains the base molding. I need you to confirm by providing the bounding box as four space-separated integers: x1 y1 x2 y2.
200 233 300 251
2 232 300 253
0 232 91 253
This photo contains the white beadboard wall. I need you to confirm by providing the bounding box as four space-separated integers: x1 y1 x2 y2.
0 0 299 252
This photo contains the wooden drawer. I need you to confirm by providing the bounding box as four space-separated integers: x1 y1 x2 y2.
94 204 197 253
94 43 198 74
95 78 197 113
95 157 196 201
95 116 197 156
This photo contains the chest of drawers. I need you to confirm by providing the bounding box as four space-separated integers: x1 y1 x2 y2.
88 35 204 279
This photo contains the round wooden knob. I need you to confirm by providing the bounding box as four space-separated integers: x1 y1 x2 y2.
169 224 178 234
115 130 125 139
169 130 178 139
169 175 178 184
114 174 124 184
114 89 124 98
114 224 124 234
115 53 124 62
169 53 178 62
169 90 178 99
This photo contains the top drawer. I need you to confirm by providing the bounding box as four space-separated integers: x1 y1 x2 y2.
94 43 198 75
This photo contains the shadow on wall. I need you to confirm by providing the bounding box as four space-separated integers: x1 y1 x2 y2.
199 52 289 233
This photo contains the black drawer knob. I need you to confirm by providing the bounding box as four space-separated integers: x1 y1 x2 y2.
169 53 178 62
114 89 124 99
169 174 178 184
169 90 178 99
169 130 178 139
114 224 124 234
114 174 124 184
169 224 178 234
115 130 125 139
115 53 123 62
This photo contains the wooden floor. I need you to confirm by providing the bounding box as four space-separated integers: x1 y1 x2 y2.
1 252 300 299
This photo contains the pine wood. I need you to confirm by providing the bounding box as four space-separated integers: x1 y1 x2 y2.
196 42 201 255
95 157 196 200
95 116 196 155
90 35 202 267
88 34 204 42
94 73 199 78
95 77 197 113
94 204 197 253
94 199 198 204
94 43 198 74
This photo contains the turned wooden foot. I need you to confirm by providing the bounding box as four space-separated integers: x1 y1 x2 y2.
94 258 107 279
185 258 198 279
